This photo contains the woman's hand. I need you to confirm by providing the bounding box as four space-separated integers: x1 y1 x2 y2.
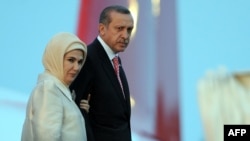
80 94 91 113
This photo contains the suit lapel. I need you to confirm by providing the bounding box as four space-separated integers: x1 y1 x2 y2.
118 58 131 112
95 41 128 103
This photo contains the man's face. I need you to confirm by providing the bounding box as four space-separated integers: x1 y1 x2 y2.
100 11 134 53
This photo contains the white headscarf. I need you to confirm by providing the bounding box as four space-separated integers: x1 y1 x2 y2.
42 32 87 84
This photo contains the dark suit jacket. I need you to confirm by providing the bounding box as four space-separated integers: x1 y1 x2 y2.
70 38 132 141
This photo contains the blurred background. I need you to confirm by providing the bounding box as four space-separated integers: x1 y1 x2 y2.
1 0 250 141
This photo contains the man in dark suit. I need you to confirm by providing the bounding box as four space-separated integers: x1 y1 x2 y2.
70 5 134 141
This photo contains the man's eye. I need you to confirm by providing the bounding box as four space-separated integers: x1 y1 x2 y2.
117 27 122 30
128 28 133 34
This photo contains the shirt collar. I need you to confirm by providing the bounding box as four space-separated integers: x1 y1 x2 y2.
97 35 118 60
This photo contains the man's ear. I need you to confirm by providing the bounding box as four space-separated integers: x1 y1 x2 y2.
98 23 105 36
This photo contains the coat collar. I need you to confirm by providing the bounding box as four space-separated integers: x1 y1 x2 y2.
38 72 74 101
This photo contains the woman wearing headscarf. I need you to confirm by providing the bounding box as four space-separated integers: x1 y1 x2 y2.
21 32 88 141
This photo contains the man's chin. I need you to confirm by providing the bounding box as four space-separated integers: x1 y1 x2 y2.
119 46 127 52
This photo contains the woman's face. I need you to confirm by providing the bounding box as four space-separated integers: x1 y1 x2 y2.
63 49 84 86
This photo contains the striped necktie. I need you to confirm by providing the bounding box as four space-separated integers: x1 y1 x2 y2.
112 56 125 97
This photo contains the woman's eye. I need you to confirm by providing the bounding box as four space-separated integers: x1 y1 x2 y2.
78 60 83 65
68 58 74 63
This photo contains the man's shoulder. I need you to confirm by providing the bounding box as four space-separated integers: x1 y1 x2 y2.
87 39 104 55
88 38 101 47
